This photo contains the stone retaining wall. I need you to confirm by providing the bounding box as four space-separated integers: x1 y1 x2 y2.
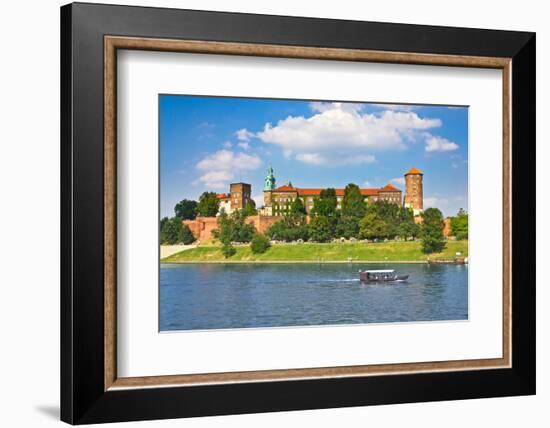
183 215 284 241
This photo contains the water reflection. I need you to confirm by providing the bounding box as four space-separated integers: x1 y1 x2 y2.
160 263 468 331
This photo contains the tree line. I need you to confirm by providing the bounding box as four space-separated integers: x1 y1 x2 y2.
160 186 468 255
264 184 432 249
159 192 256 245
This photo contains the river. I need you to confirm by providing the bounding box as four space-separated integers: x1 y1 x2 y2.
160 263 468 331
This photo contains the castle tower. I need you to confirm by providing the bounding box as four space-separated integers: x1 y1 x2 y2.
404 167 423 216
230 182 251 210
263 165 276 214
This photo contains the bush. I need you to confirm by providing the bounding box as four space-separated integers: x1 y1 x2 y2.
250 234 271 254
266 214 309 242
221 242 236 258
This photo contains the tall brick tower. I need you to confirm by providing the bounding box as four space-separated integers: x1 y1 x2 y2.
403 167 423 216
229 182 251 210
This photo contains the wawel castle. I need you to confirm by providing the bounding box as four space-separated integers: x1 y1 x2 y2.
215 165 424 217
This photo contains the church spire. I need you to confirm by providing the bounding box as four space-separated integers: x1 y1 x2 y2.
263 164 276 191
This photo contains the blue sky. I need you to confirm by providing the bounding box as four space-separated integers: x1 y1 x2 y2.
160 95 468 218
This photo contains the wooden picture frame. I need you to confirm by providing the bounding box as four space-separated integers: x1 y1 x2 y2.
61 2 535 424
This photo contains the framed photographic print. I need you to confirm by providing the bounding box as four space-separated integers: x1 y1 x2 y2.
60 2 535 424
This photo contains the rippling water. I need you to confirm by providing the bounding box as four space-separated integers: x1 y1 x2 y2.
160 263 468 331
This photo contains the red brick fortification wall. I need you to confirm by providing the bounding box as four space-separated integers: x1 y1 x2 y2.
182 217 219 241
183 215 284 242
246 215 283 234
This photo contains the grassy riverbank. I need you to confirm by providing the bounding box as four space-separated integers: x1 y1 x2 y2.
162 240 468 263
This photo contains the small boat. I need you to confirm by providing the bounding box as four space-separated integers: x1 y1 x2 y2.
359 269 409 282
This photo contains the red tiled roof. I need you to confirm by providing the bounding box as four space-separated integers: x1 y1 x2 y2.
298 188 323 196
381 183 399 191
359 188 389 196
405 167 423 175
216 193 230 199
274 185 298 192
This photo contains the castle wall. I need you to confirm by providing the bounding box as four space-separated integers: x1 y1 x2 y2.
183 215 284 242
183 216 219 242
246 215 283 233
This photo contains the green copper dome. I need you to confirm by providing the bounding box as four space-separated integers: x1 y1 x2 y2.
263 165 276 191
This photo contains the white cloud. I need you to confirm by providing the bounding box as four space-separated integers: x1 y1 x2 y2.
195 171 233 189
238 142 250 150
236 128 254 142
257 103 441 165
425 135 459 152
295 153 375 166
222 141 232 148
310 101 364 114
196 149 261 172
195 149 262 189
295 153 325 165
342 154 376 165
373 103 418 112
391 177 406 186
363 180 372 187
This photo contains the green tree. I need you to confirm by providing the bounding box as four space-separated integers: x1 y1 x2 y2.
266 214 309 242
160 217 181 244
212 210 256 244
221 242 236 258
160 216 169 231
250 233 271 254
242 200 258 216
397 207 420 239
178 223 195 245
308 215 333 242
312 188 337 217
421 208 446 253
359 212 389 240
335 215 359 239
196 192 220 217
160 217 195 245
174 199 198 220
450 208 468 240
342 183 367 219
367 201 400 238
290 197 307 215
